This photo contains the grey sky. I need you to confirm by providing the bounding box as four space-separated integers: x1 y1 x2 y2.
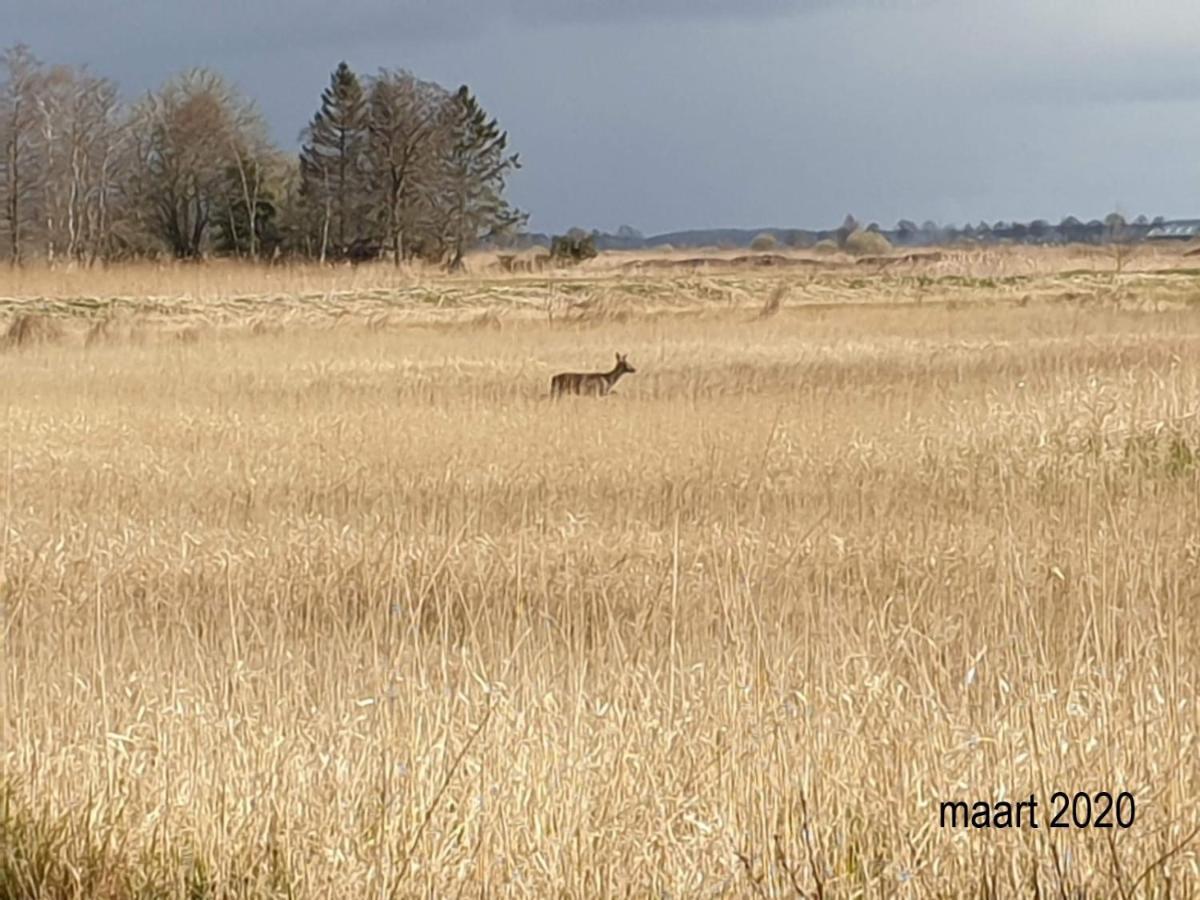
8 0 1200 234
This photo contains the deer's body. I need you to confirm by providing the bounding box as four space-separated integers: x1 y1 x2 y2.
551 353 636 397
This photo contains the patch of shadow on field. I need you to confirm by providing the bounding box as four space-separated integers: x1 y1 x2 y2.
2 313 66 349
84 312 150 347
553 294 634 325
622 253 835 272
0 778 298 898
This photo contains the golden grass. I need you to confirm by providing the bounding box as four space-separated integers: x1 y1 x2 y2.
0 241 1196 303
1 254 1199 896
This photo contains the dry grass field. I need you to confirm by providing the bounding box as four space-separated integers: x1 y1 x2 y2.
2 247 1200 897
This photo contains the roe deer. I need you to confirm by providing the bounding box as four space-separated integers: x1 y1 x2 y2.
551 352 637 397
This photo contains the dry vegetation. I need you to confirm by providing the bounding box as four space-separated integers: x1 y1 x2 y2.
2 248 1200 897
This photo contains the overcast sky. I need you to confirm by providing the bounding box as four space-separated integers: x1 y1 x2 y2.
8 0 1200 234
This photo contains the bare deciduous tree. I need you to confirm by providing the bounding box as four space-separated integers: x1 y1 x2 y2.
366 69 449 266
0 45 529 266
0 44 40 265
126 69 271 259
26 63 125 264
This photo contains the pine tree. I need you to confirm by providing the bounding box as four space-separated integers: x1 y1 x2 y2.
299 62 368 261
441 86 525 271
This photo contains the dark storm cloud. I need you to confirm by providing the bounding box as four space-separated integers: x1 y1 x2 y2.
9 0 816 53
5 0 1199 234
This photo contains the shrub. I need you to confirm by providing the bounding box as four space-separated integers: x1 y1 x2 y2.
550 230 598 265
844 229 892 257
812 239 840 255
750 232 778 252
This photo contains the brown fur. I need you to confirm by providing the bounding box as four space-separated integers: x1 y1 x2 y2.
551 352 636 397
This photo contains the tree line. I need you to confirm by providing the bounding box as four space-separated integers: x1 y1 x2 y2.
888 213 1155 247
0 45 525 266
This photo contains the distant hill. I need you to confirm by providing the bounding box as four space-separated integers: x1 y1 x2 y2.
503 216 1185 252
507 227 831 251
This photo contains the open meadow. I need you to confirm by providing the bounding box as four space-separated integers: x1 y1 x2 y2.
1 246 1200 896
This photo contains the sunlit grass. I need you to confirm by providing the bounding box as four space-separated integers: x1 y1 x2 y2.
1 258 1199 896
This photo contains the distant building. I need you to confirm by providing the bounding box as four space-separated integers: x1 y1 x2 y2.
1146 220 1200 240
